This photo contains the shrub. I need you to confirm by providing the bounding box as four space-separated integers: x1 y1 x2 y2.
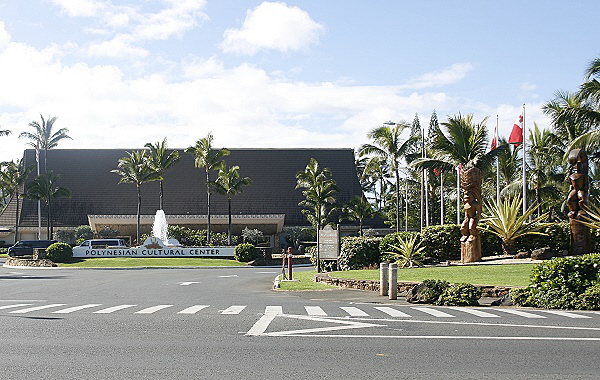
380 232 420 262
421 224 461 260
234 243 260 262
54 230 75 244
418 279 450 304
45 242 73 263
578 283 600 310
514 222 570 253
480 229 503 256
75 225 94 241
509 287 536 307
436 283 482 306
168 225 205 246
97 225 119 238
386 234 425 268
338 236 382 270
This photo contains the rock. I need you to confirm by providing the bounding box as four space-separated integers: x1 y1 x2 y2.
422 257 440 265
531 246 559 260
514 251 531 259
406 282 437 304
491 293 514 306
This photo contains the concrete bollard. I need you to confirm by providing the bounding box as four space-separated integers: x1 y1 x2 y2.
380 263 389 296
388 263 398 300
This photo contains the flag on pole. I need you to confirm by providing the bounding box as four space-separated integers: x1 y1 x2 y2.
490 122 498 150
508 114 524 145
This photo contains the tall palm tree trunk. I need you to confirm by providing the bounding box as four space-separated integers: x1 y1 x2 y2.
227 197 232 246
136 185 142 245
159 180 164 210
394 169 400 233
206 170 211 244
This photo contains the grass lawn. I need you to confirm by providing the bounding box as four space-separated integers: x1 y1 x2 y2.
277 270 336 291
331 264 535 287
58 257 246 268
0 253 7 258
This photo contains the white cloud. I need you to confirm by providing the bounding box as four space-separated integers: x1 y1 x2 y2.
0 21 10 48
133 0 208 40
220 2 324 55
50 0 107 17
402 63 474 89
87 34 149 59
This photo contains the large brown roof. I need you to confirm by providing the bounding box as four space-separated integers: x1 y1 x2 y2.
0 148 370 228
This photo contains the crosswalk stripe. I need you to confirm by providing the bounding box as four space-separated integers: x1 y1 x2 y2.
305 306 327 316
494 309 546 318
9 304 67 314
412 307 455 318
221 305 246 315
93 305 137 314
539 310 592 319
374 307 412 318
447 307 500 318
135 305 174 314
265 306 283 315
53 304 102 314
0 304 32 310
340 307 369 317
178 305 209 314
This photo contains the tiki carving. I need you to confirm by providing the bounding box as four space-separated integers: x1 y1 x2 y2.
568 149 592 255
460 167 482 263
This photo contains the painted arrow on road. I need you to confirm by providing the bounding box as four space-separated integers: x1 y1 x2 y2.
246 313 384 337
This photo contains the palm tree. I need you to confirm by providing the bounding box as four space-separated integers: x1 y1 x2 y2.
185 133 230 243
482 196 552 256
144 138 180 210
295 158 339 232
111 151 161 245
23 171 71 238
19 114 71 173
212 165 253 245
360 122 415 232
411 114 505 262
340 196 376 236
0 160 33 240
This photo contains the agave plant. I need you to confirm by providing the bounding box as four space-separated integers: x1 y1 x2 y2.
482 196 552 256
579 202 600 230
386 234 425 268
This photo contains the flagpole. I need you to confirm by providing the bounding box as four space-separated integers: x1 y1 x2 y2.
522 104 527 215
36 147 41 239
440 170 444 225
456 165 461 225
496 115 500 205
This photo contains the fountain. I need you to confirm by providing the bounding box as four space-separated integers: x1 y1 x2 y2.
151 210 181 247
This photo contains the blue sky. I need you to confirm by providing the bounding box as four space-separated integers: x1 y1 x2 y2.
0 0 597 162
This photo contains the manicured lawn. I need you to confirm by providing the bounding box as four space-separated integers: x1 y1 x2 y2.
58 257 246 268
277 270 336 291
0 253 7 258
331 264 535 287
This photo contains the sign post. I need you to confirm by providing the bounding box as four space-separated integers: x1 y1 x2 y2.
318 225 340 271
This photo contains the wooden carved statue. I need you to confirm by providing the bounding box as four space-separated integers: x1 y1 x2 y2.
568 149 592 255
460 166 482 263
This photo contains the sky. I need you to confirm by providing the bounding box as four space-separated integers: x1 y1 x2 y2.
0 0 598 163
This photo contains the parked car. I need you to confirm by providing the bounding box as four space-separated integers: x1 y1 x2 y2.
8 240 58 257
77 239 127 249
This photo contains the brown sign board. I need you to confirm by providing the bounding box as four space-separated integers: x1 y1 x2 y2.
318 225 340 260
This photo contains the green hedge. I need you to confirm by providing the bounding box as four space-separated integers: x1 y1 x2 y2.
234 243 260 262
338 237 382 270
421 225 461 260
45 242 73 263
510 254 600 309
513 222 570 253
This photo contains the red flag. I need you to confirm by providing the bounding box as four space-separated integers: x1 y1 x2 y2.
433 168 441 177
490 123 498 150
508 114 523 145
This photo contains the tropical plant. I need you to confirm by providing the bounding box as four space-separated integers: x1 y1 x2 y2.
0 159 33 240
45 242 73 263
185 132 230 243
144 138 180 210
385 233 425 268
482 196 552 255
111 151 161 245
74 225 94 241
19 114 71 173
23 171 71 238
295 158 339 231
340 196 376 236
212 165 252 245
360 122 415 232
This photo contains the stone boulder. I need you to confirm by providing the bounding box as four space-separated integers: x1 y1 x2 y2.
406 282 439 304
490 293 514 306
531 246 559 260
514 251 531 259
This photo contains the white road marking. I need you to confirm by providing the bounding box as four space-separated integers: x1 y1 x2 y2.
135 305 174 314
179 282 200 286
305 306 327 316
53 304 102 314
0 304 32 310
265 306 283 315
246 314 278 336
412 307 455 318
178 305 209 314
448 307 500 318
494 309 546 319
265 314 384 336
219 275 239 278
93 305 137 314
221 305 246 314
257 272 277 274
274 334 600 341
340 307 369 317
9 304 67 314
374 307 412 318
538 310 592 319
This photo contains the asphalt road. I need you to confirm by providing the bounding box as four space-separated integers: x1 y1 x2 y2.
1 264 600 379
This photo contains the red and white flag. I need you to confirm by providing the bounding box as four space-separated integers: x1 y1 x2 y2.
490 123 498 150
508 114 523 145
